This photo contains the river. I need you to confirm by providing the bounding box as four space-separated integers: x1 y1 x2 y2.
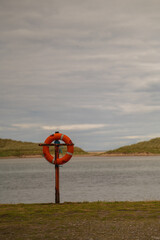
0 156 160 203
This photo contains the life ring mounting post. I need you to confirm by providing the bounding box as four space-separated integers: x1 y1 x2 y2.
39 132 74 203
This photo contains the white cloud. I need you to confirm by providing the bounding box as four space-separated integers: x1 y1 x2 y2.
118 133 160 141
11 123 107 131
120 104 160 114
118 136 141 140
42 124 106 131
12 124 39 129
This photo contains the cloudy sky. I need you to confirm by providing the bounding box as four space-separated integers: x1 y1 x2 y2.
0 0 160 151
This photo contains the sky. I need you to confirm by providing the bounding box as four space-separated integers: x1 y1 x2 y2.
0 0 160 151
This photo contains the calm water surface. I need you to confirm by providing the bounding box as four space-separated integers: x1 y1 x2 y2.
0 156 160 203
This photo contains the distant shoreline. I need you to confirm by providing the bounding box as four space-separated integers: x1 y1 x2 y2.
100 153 160 157
0 152 160 159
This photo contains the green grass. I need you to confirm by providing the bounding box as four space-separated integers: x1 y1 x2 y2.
1 137 160 157
0 138 87 157
105 137 160 155
1 201 160 240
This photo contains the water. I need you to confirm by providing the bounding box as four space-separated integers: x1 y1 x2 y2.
0 156 160 203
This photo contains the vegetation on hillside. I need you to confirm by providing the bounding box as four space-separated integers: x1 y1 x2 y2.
105 137 160 155
0 138 87 157
1 137 160 157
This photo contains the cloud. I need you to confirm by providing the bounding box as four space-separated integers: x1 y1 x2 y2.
119 104 160 114
42 124 106 131
0 0 160 150
117 133 160 141
12 123 39 129
12 123 108 131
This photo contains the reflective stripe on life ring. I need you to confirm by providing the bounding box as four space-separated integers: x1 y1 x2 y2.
43 132 74 165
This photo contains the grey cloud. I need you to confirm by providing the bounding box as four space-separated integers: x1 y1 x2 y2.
0 0 160 150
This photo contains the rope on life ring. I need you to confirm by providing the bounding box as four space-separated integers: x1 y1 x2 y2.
43 132 74 165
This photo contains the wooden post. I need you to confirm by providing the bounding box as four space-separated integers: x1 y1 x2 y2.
55 145 60 204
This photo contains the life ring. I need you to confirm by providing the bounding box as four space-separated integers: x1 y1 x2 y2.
43 132 74 165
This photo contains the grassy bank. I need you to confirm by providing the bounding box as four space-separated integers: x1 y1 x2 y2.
0 138 87 157
105 137 160 155
1 137 160 158
1 201 160 240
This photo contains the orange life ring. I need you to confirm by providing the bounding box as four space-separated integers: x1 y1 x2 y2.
43 132 74 165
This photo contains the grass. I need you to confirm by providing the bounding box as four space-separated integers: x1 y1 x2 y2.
1 201 160 240
0 138 87 157
1 137 160 157
105 137 160 155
